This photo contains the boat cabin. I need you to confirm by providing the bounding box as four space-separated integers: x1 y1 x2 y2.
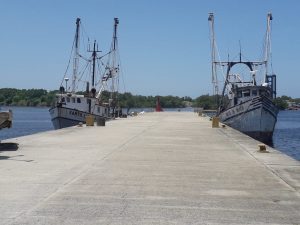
55 93 109 116
231 86 272 107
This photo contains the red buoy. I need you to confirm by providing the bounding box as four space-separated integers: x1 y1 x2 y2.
155 96 163 112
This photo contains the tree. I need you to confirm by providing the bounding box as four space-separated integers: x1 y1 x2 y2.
192 94 218 109
273 97 288 110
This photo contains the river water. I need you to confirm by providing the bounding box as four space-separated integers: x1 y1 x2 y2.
272 110 300 160
0 107 299 161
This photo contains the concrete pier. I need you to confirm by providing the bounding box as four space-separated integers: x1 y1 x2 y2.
1 112 300 224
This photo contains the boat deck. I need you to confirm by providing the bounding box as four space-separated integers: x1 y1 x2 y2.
0 112 300 224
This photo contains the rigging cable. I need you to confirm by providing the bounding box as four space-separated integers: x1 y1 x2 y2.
60 35 76 87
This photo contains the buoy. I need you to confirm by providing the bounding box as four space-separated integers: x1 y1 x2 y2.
155 96 163 112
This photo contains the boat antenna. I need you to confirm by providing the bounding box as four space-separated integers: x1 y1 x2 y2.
72 18 80 93
239 40 242 62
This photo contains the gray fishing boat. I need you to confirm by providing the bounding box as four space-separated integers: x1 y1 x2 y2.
208 13 278 144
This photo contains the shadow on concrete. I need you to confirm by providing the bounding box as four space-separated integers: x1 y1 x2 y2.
0 155 10 160
0 154 33 162
0 143 32 162
0 142 19 151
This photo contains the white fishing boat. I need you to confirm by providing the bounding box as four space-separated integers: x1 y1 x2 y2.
49 18 121 129
208 13 278 144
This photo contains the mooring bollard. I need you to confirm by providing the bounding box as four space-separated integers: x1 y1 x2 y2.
96 117 105 126
212 117 219 128
85 115 94 126
258 144 268 152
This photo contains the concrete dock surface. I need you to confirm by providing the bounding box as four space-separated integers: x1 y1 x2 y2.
1 112 300 224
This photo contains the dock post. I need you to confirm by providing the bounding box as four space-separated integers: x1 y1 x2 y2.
85 115 94 126
212 117 219 128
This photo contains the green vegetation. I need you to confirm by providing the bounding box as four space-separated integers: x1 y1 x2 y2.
117 92 191 108
193 95 219 109
273 96 289 110
0 88 196 108
0 88 297 110
0 88 58 106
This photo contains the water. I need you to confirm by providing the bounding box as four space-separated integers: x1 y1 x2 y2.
272 110 300 160
1 107 299 161
0 106 53 140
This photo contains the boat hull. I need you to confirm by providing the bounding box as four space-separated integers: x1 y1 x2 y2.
0 111 12 129
219 96 278 144
49 106 109 129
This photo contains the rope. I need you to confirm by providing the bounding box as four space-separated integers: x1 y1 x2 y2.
60 36 76 87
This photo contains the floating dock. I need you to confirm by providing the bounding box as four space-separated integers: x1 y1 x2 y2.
0 112 300 224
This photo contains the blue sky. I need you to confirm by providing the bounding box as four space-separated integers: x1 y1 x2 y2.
0 0 299 98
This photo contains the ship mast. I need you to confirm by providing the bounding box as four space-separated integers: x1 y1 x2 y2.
72 18 80 93
88 40 101 88
264 13 276 98
208 13 218 97
264 12 273 83
95 18 120 104
110 18 119 104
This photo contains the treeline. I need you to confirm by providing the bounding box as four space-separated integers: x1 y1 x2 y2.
0 88 297 110
0 88 217 109
273 95 300 110
116 92 193 108
0 88 57 106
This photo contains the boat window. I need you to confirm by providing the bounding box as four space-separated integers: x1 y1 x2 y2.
105 108 108 114
243 90 250 97
66 97 70 102
61 97 65 102
77 98 81 103
72 98 75 103
234 97 237 105
97 107 100 113
252 90 257 96
259 90 267 96
237 91 242 98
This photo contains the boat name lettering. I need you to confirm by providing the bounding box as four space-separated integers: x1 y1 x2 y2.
236 105 244 113
225 105 244 117
69 110 84 118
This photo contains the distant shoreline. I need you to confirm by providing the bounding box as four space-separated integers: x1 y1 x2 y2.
1 88 299 110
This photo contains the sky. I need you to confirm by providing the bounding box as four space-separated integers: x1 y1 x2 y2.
0 0 300 98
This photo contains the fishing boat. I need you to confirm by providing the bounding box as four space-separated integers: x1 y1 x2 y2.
49 18 121 129
208 13 278 144
0 109 12 130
